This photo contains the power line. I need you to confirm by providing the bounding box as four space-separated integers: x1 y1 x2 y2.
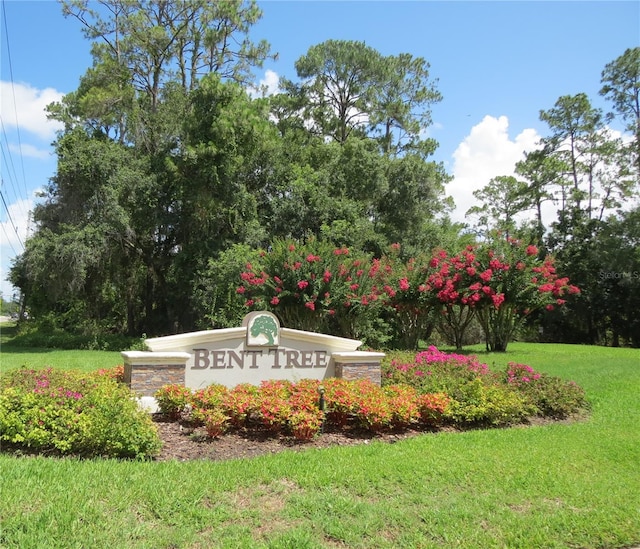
0 181 24 251
0 130 30 221
1 0 30 203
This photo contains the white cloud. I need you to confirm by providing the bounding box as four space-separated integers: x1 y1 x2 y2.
0 81 64 140
260 69 280 96
448 115 541 224
248 69 280 98
8 142 52 160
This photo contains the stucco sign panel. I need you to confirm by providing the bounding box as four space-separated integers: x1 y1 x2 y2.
142 312 363 389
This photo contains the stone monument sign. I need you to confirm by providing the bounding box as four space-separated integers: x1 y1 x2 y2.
122 312 384 404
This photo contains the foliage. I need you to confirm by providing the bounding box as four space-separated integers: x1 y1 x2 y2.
472 236 580 351
444 378 532 426
236 237 385 340
383 347 587 426
6 317 144 351
222 383 259 428
599 47 640 175
94 365 125 383
503 362 589 418
154 384 193 420
190 383 229 411
192 407 230 439
0 367 160 459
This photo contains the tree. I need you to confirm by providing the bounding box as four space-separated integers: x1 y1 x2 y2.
515 149 565 241
286 39 442 155
539 94 603 218
465 175 530 239
61 0 273 107
290 39 383 144
369 53 442 157
600 47 640 176
472 237 578 352
539 93 635 245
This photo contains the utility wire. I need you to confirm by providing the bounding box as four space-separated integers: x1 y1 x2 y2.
0 181 24 251
0 131 30 221
1 0 30 203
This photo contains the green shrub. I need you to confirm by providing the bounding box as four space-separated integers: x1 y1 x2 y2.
76 381 161 458
9 320 143 351
504 362 589 418
0 368 160 459
444 378 533 426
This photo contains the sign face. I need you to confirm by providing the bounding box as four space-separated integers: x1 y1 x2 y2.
144 312 362 389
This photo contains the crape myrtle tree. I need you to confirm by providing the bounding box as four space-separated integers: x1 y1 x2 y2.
231 234 579 351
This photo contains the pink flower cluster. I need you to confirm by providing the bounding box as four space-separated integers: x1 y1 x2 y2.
506 362 542 384
415 346 489 375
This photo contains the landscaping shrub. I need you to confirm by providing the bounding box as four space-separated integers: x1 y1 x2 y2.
444 378 533 426
384 384 420 428
0 367 160 459
417 392 451 425
503 362 589 418
192 407 230 438
352 380 393 432
256 380 294 433
322 377 359 427
384 346 490 397
383 347 587 426
154 384 193 420
191 383 229 411
222 383 259 427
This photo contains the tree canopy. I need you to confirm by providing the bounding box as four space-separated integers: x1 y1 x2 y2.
9 5 640 348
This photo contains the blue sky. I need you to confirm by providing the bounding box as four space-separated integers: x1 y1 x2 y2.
1 0 639 300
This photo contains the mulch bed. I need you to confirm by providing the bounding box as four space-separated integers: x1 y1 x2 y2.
152 414 444 462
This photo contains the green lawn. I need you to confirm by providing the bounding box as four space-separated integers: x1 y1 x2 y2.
1 340 639 548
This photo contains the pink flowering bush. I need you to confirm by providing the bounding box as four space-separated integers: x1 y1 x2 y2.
382 347 587 425
236 238 383 338
471 237 580 351
422 239 579 351
502 362 588 418
386 346 490 398
375 245 439 349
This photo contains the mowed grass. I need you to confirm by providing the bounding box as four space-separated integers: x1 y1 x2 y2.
1 338 639 549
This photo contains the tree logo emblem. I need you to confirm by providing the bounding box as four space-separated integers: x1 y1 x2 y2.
244 312 280 346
